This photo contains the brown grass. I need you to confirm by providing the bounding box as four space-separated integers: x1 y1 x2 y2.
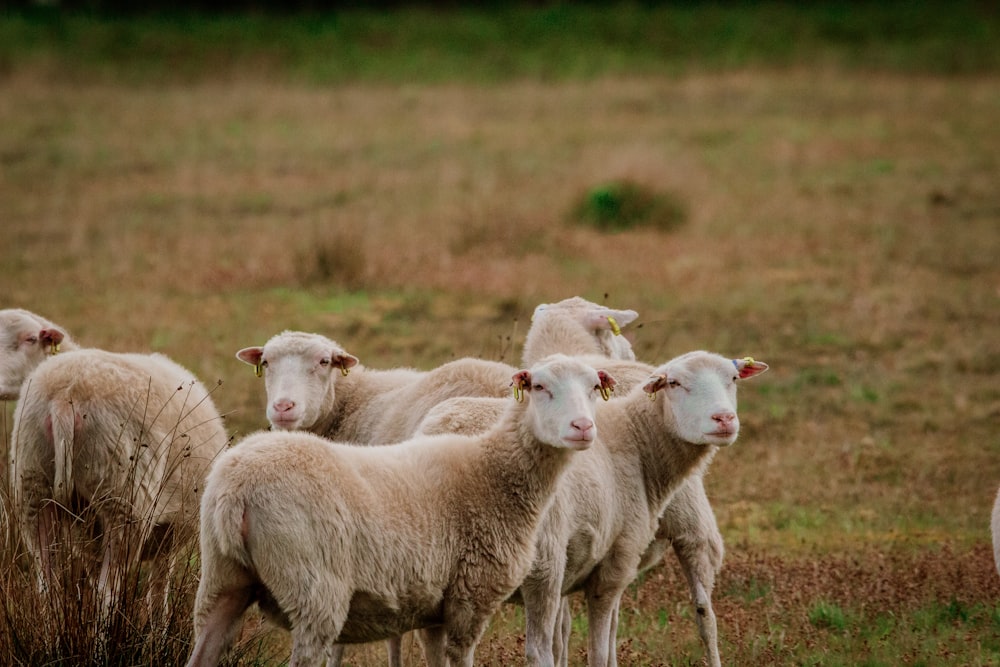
1 67 999 664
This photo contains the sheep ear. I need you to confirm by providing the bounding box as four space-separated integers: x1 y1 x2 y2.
643 374 668 397
334 353 360 375
511 370 531 402
584 308 639 335
529 304 547 323
236 347 264 367
39 328 65 354
597 370 617 401
733 357 769 379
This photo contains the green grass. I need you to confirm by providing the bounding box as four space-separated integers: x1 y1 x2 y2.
0 2 998 85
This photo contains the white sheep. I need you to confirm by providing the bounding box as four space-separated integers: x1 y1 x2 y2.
234 330 514 667
992 487 1000 575
235 330 516 444
232 317 644 666
517 296 729 667
521 296 639 364
419 352 768 667
10 347 229 614
184 354 617 667
0 308 79 401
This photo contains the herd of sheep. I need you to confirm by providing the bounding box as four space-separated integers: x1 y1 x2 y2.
0 297 773 666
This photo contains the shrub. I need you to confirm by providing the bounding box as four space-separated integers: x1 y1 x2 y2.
571 180 687 233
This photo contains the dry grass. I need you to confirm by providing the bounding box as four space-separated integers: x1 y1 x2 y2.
1 65 998 664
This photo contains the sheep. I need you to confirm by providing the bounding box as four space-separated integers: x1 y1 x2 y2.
235 331 522 667
517 297 729 667
1 308 79 507
521 296 639 364
10 347 229 615
184 354 617 667
232 318 643 666
235 299 641 446
235 330 517 444
0 308 79 401
419 352 768 667
992 487 1000 575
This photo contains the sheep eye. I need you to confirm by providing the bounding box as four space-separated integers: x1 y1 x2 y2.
533 384 544 392
667 379 681 388
25 336 38 345
260 360 269 368
319 358 331 366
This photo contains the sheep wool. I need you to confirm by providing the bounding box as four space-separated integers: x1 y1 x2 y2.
10 346 228 613
186 354 616 667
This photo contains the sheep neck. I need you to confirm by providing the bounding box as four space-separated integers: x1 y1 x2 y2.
319 365 393 442
618 391 717 518
318 365 367 440
320 365 426 443
475 402 580 528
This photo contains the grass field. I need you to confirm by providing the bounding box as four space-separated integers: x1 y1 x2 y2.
1 3 999 665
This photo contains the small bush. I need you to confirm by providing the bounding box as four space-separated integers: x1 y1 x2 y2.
571 180 687 233
296 223 368 289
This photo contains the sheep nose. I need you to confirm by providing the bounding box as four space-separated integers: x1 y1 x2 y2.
273 399 296 413
570 417 595 438
712 411 736 426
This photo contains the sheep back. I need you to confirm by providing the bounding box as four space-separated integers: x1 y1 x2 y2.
11 349 227 528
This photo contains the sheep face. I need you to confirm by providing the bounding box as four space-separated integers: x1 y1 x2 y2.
514 354 616 451
642 352 768 447
236 332 358 431
0 309 66 400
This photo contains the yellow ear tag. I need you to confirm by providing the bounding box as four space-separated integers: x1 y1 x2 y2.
742 356 756 366
340 364 351 377
50 343 61 356
600 385 612 401
254 363 263 378
512 382 524 403
648 374 666 400
606 316 622 336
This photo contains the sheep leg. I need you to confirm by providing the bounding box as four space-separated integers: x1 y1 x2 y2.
584 588 623 667
144 525 177 620
326 643 345 666
418 626 448 667
18 473 59 596
657 475 724 667
34 499 60 595
289 633 330 667
442 600 495 667
554 597 572 667
606 599 619 667
523 582 564 666
282 583 350 667
444 633 480 667
95 500 147 613
671 536 721 667
386 635 403 667
185 585 255 667
691 580 720 667
145 551 173 621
